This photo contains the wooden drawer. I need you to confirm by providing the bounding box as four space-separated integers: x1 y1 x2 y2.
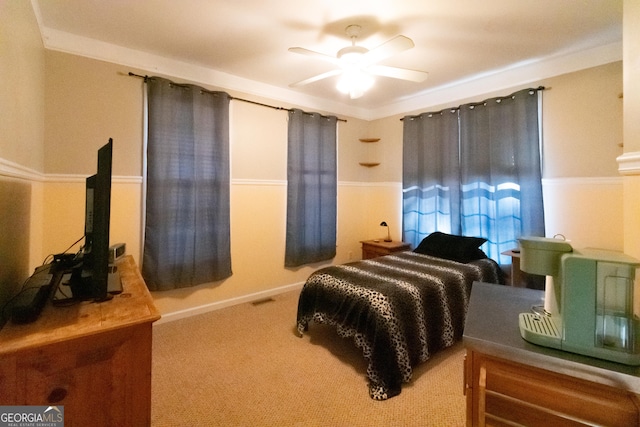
2 324 153 427
361 240 410 260
466 351 640 426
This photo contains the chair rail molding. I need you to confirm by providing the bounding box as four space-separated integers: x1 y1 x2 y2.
0 158 44 181
617 151 640 176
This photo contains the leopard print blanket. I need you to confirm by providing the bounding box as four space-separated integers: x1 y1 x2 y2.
296 251 503 400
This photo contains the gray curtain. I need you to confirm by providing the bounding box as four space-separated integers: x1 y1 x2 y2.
143 77 232 290
459 88 544 262
402 88 544 263
403 109 460 249
285 109 337 267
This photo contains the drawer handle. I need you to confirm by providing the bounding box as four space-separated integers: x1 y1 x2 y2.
47 387 68 403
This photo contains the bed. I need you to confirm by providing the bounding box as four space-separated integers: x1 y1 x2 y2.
296 232 504 400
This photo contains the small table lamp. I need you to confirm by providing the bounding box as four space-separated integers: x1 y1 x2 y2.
380 221 392 242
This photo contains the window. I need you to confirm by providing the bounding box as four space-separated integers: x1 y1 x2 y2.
403 88 545 263
285 109 337 267
142 77 232 290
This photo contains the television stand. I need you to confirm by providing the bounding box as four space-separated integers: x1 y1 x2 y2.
0 255 160 426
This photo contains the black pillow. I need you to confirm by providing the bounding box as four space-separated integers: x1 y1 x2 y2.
414 232 487 263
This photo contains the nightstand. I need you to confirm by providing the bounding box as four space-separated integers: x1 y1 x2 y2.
361 240 411 259
501 249 544 289
501 249 524 287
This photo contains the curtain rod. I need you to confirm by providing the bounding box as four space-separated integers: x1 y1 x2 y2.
128 72 347 122
400 86 547 121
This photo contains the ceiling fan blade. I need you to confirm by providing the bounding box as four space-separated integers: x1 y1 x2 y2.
289 69 342 87
362 35 415 66
368 65 428 82
288 47 339 65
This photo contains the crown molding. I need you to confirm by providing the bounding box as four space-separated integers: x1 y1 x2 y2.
370 42 622 120
38 27 372 121
35 14 621 122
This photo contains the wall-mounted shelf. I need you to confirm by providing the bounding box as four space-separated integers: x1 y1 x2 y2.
359 137 380 167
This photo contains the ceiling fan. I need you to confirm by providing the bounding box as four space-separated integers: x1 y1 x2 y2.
288 25 428 99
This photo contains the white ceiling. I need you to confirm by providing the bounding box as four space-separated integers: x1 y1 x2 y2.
32 0 623 120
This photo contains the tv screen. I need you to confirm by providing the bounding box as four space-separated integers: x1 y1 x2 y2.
66 138 114 302
90 139 113 301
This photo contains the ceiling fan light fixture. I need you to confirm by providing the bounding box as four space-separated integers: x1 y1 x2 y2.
336 68 374 99
337 46 368 65
288 24 426 98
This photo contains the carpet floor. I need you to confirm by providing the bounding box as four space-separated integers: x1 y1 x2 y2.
151 289 466 426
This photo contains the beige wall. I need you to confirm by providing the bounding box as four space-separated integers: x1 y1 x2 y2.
41 179 143 267
0 1 46 312
542 178 622 250
44 52 143 176
543 62 623 178
623 0 640 155
0 2 629 320
0 179 32 310
0 0 45 170
622 0 640 259
540 63 624 250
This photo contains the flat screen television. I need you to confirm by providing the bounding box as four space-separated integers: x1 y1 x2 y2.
67 138 115 301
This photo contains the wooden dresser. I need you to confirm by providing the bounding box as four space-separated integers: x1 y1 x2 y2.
0 255 160 427
464 282 640 426
360 240 411 259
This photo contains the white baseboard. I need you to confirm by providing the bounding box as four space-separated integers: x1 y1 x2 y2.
153 281 305 325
